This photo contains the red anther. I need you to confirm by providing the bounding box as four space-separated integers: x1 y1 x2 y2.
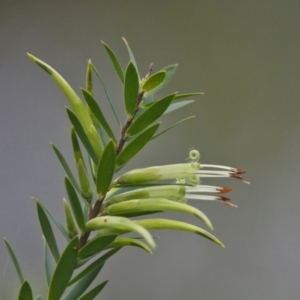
235 168 247 174
217 187 233 194
218 196 231 202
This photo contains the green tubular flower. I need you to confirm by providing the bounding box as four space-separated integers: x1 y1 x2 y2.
104 185 186 206
114 163 200 184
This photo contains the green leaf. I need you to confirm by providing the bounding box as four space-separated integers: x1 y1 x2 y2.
48 236 79 300
116 123 160 168
102 41 124 84
51 143 81 194
18 281 33 300
106 237 152 254
65 177 86 232
143 64 178 101
126 94 175 137
85 60 93 94
124 61 139 118
174 92 204 100
71 128 93 200
61 265 104 300
82 89 117 144
36 200 70 241
136 218 224 247
69 248 120 286
27 53 93 130
71 127 84 164
152 116 194 140
35 200 60 263
78 280 108 300
77 159 93 201
44 239 54 286
63 198 78 238
86 216 156 248
103 198 213 229
142 71 166 92
78 235 117 260
90 63 121 126
164 100 194 114
3 238 24 284
66 108 99 164
96 140 116 197
122 37 140 79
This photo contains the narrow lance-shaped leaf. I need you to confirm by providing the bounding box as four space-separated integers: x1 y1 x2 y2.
69 248 120 286
78 280 109 300
85 59 93 95
18 281 33 300
3 238 24 284
65 177 86 232
36 200 70 242
116 123 160 168
51 143 81 194
86 216 156 248
77 160 93 202
82 89 117 144
174 92 204 100
96 139 116 198
152 116 195 140
102 198 213 230
71 127 93 200
122 37 140 79
102 41 124 84
44 238 54 286
90 62 121 126
124 61 139 119
78 235 117 260
35 200 60 263
141 71 166 92
61 265 104 300
63 198 78 238
85 60 98 128
27 53 93 130
164 100 194 115
48 237 79 300
66 108 99 164
126 94 175 137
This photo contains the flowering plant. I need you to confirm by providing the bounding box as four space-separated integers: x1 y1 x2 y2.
4 38 248 299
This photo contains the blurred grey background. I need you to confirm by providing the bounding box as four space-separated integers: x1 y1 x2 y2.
1 1 300 299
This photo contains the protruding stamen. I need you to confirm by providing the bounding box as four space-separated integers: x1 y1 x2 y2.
217 196 238 208
187 185 232 194
231 174 250 184
201 164 237 171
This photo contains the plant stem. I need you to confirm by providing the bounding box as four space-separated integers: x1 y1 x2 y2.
79 66 151 248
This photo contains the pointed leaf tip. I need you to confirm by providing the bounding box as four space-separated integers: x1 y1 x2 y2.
3 238 24 284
